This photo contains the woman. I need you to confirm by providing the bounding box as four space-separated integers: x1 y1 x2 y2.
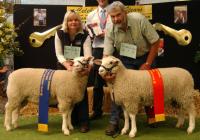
54 10 92 133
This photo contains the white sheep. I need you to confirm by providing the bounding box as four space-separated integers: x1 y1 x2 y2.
4 56 93 135
98 56 197 138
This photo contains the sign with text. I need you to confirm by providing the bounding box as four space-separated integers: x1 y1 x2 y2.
64 46 81 60
67 6 96 22
67 5 152 22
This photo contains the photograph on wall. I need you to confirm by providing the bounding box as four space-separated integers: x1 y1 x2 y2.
33 8 47 26
174 5 187 24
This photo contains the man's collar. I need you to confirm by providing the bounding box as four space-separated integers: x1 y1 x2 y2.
98 5 107 12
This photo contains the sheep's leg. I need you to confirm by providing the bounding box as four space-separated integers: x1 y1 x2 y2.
58 99 71 135
129 113 137 138
11 107 20 129
121 108 129 135
67 107 74 130
187 103 196 134
176 109 185 128
62 112 70 135
4 102 16 131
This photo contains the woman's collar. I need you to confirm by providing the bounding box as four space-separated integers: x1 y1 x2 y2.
60 28 84 34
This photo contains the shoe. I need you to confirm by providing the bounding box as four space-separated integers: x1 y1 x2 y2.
80 123 90 133
105 123 119 136
89 113 102 120
148 123 157 128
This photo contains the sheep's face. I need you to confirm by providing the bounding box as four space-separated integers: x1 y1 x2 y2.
99 56 120 79
73 56 93 73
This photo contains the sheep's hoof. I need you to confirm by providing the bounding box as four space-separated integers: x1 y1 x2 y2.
5 126 12 131
187 127 194 134
63 129 70 135
12 123 18 129
69 125 74 130
129 133 136 138
176 124 183 128
121 128 128 135
129 131 136 138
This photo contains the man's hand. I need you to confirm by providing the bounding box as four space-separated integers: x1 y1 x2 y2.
0 65 9 73
139 63 151 70
63 61 73 71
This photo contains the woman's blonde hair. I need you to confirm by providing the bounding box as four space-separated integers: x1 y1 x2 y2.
61 10 83 32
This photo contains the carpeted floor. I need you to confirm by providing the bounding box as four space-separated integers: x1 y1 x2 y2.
0 114 200 140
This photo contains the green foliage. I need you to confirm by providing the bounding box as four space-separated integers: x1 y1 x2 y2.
0 2 23 58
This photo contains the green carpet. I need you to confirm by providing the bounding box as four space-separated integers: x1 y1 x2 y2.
0 114 200 140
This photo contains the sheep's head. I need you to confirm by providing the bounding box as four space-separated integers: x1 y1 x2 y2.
98 56 120 81
72 56 93 75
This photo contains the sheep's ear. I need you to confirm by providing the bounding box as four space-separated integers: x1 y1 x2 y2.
86 56 94 61
93 59 102 66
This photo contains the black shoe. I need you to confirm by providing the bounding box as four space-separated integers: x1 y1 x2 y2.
80 123 90 133
148 123 158 128
89 113 102 120
105 123 119 136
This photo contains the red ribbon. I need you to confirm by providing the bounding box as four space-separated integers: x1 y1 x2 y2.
148 69 165 122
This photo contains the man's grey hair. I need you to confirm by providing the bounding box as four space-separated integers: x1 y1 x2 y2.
107 1 125 13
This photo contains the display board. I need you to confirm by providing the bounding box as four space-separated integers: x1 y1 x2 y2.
14 1 200 88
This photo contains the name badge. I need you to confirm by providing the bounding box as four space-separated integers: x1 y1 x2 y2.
64 46 81 59
120 43 137 59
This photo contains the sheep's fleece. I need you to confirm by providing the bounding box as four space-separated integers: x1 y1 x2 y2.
99 56 198 138
4 56 92 135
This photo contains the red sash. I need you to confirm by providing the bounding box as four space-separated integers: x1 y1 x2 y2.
148 69 165 123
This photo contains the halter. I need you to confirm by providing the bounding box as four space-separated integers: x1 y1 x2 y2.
100 62 118 74
77 60 89 68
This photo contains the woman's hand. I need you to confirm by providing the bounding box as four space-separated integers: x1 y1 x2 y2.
63 61 73 71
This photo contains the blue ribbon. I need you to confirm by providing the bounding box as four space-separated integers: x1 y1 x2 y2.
38 69 55 132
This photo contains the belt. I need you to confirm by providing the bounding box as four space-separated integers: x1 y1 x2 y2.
136 53 149 59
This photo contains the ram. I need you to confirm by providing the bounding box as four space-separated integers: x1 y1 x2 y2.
99 56 197 138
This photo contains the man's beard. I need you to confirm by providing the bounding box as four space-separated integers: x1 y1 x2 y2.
115 23 122 28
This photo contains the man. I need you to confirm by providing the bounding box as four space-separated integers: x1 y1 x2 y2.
0 62 12 97
86 0 111 120
103 1 160 136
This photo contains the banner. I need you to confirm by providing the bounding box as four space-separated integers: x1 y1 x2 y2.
67 5 152 22
67 6 96 22
126 5 152 20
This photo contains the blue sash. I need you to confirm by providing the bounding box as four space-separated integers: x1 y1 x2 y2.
38 69 55 132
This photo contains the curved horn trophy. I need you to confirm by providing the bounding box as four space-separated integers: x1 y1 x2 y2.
153 23 192 46
29 25 62 48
